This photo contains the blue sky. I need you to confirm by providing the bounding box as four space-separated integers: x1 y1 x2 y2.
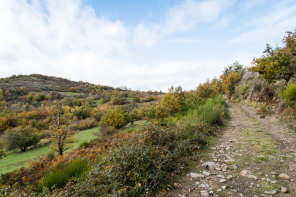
0 0 296 91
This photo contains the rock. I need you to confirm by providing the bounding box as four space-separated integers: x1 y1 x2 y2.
240 170 251 176
219 179 227 183
279 173 290 180
215 168 222 171
198 184 209 188
247 175 258 179
216 175 225 179
233 164 239 169
203 171 211 176
264 190 277 195
200 190 209 197
227 175 233 180
202 162 220 170
222 165 228 172
221 185 227 190
281 186 288 193
189 173 205 178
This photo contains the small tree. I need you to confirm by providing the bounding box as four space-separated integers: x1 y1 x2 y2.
48 105 74 156
3 127 40 152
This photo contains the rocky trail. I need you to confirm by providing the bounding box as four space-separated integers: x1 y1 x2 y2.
168 103 296 197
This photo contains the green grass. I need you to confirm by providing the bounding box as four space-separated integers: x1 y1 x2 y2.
121 120 147 133
0 127 99 175
58 92 86 97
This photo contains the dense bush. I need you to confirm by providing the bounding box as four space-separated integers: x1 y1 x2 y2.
101 107 128 129
71 110 224 197
73 118 98 131
281 84 296 109
73 106 90 120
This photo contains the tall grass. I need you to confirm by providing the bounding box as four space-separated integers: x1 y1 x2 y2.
38 159 89 191
189 95 226 126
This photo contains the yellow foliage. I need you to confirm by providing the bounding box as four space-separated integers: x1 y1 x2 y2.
222 72 241 93
159 93 181 114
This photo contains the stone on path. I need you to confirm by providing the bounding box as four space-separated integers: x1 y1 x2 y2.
189 173 204 178
200 190 209 197
202 171 211 176
281 186 288 193
279 173 290 180
264 190 277 195
202 162 220 170
240 170 251 176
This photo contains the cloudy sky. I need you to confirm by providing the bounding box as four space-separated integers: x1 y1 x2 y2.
1 0 296 91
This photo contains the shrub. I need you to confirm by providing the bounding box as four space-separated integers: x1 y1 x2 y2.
0 149 6 159
101 107 128 129
159 93 181 114
73 106 90 120
73 118 98 131
281 84 296 109
242 85 249 95
72 121 213 196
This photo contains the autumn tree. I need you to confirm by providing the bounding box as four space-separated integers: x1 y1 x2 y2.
3 126 40 152
251 30 296 83
196 78 222 100
221 61 244 96
48 104 74 156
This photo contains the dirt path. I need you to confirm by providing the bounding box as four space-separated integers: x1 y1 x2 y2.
168 103 296 197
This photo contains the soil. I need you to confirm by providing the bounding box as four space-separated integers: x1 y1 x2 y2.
167 103 296 197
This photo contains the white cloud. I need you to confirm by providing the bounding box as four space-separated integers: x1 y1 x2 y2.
132 0 233 48
230 2 296 44
133 23 161 48
164 0 232 33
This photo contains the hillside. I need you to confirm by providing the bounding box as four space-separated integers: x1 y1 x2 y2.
0 74 115 101
0 30 296 196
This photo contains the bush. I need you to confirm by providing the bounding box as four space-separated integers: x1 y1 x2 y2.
281 84 296 108
73 118 98 131
0 149 6 159
72 121 213 196
101 107 128 129
73 106 90 120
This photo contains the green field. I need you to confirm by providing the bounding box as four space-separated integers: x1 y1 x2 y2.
0 127 99 175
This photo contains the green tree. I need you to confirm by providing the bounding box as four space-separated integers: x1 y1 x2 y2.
3 127 40 152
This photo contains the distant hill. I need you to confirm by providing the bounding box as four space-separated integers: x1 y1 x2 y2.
0 74 113 93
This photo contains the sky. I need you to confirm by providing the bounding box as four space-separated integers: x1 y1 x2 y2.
0 0 296 91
